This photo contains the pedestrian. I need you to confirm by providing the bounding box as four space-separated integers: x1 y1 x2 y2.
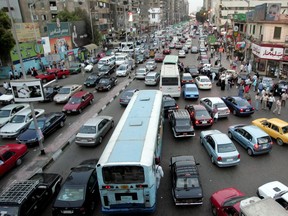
258 81 263 93
244 84 250 93
155 160 164 189
14 70 19 79
212 105 219 122
244 92 252 104
255 92 261 110
273 98 282 115
281 92 288 107
9 70 14 80
262 93 268 110
211 71 216 83
3 81 10 93
238 84 244 97
267 93 275 111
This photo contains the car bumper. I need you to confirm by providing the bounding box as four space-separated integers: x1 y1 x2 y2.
17 139 38 147
184 94 199 99
237 111 255 116
253 147 272 155
0 132 18 138
145 81 157 85
216 159 240 167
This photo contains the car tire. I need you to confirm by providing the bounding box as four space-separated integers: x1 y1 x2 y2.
99 136 103 144
211 156 215 164
247 148 253 156
60 121 65 127
89 99 94 105
211 204 218 216
78 108 82 114
277 138 284 146
228 131 233 139
62 74 66 79
16 158 22 166
233 110 237 115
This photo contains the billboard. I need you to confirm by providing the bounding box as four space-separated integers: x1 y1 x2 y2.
10 42 44 64
49 36 72 54
10 79 44 102
15 23 41 42
70 21 89 48
266 3 281 21
254 3 267 21
47 21 71 38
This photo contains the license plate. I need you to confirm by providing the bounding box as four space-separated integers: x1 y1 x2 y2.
67 110 71 113
227 159 233 162
202 121 207 124
62 210 73 214
246 109 250 111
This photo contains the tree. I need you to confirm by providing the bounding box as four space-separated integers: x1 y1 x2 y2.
196 8 209 23
0 9 15 63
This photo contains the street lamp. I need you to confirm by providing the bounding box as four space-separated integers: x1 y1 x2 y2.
29 2 38 42
243 0 250 62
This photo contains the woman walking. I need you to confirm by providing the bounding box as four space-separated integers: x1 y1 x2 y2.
255 92 261 110
262 93 268 110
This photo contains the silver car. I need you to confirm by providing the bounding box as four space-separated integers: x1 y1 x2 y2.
116 63 131 77
53 84 83 103
135 67 149 79
145 72 160 86
75 116 114 146
200 97 230 118
145 60 157 71
0 103 30 128
200 130 240 167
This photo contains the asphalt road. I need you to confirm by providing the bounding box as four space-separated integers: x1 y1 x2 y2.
1 39 288 216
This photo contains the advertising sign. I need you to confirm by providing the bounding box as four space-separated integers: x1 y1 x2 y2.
70 21 89 48
10 42 44 64
47 21 70 38
266 3 281 21
49 36 72 54
15 23 41 42
10 79 44 102
251 43 283 60
254 3 267 21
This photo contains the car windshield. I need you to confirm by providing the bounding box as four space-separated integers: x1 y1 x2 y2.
29 120 45 129
0 110 11 118
122 91 134 98
163 100 176 107
57 185 85 202
257 136 272 144
282 126 288 134
147 62 154 66
137 68 146 73
218 143 236 153
223 196 247 207
176 177 200 189
195 110 209 118
236 99 250 106
99 59 106 64
79 125 96 134
118 65 126 70
10 115 25 123
176 119 191 127
215 103 226 108
87 75 97 80
200 78 210 82
99 65 109 71
186 87 197 92
58 88 71 94
183 76 192 81
69 97 82 104
99 79 109 84
116 57 125 61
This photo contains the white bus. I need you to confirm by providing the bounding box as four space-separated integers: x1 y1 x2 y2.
159 55 181 97
96 90 164 214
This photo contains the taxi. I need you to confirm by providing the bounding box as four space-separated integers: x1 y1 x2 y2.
252 118 288 146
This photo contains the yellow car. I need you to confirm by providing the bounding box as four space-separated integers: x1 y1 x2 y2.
252 118 288 146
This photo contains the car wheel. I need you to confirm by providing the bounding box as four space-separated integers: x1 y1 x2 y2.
111 121 114 128
62 74 66 79
211 204 218 216
211 156 215 164
99 136 103 144
247 148 253 156
233 110 237 115
277 138 284 146
90 201 96 212
16 158 22 166
228 131 233 139
60 121 65 127
78 108 82 114
89 99 94 105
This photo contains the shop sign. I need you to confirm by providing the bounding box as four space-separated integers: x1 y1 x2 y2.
251 43 283 60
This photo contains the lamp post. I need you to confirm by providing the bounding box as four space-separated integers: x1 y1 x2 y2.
89 9 95 43
29 2 38 42
243 0 250 62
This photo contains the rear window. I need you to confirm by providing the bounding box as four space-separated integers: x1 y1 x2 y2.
162 77 179 86
257 136 272 145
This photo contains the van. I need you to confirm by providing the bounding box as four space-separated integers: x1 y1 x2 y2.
115 54 129 66
97 55 116 69
145 71 160 85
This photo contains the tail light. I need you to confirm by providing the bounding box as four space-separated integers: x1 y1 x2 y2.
254 144 259 149
237 154 240 159
176 105 179 109
252 107 255 110
178 86 181 91
209 119 213 123
103 185 114 189
217 156 222 161
195 120 199 124
240 109 244 112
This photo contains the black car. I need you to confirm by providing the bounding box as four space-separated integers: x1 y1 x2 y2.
163 95 178 117
0 172 62 216
84 73 103 87
16 112 66 146
185 65 199 77
52 159 98 216
98 64 115 76
42 85 62 102
170 155 203 206
95 76 118 91
272 80 288 96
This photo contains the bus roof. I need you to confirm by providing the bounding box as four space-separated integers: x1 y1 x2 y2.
98 90 163 166
161 64 179 76
163 55 179 65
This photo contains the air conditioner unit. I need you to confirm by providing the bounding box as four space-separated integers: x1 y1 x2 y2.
284 48 288 56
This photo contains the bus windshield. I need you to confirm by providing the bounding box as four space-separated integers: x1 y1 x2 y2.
103 166 145 184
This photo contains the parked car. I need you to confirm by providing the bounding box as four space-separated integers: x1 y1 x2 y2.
52 159 99 215
182 83 199 100
62 91 94 114
53 84 83 103
135 67 149 79
170 155 203 205
154 53 165 62
144 71 160 86
0 93 14 105
16 112 66 146
228 124 273 156
210 187 247 216
119 89 139 107
175 43 183 49
163 95 179 117
168 109 195 138
69 63 81 74
185 65 199 77
116 63 131 77
191 46 198 53
145 60 157 71
185 104 213 127
252 118 288 146
36 68 70 83
136 54 145 64
200 97 230 118
84 63 94 72
0 108 45 138
181 73 194 85
84 73 103 87
221 96 255 116
42 85 62 102
95 76 118 91
200 130 240 167
75 116 114 146
169 43 175 49
0 143 28 177
0 103 29 128
98 64 115 76
195 75 212 90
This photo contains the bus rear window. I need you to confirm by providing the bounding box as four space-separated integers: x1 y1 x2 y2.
103 166 145 184
162 77 179 86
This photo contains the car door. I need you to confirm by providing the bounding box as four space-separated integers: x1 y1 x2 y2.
260 121 273 137
45 116 57 135
233 128 246 147
0 150 16 173
270 124 280 139
87 170 98 201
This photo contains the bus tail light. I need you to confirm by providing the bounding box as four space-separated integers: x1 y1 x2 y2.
136 184 148 188
103 185 114 189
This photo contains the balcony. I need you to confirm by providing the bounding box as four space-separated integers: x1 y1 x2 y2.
50 6 57 11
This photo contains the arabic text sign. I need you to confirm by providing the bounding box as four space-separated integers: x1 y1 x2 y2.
47 22 70 38
251 43 283 60
15 23 41 42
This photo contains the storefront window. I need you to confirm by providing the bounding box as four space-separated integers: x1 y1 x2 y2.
257 59 265 72
282 63 288 78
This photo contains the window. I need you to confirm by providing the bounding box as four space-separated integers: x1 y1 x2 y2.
41 14 47 20
273 27 281 39
32 15 38 21
271 124 279 132
152 14 155 19
252 25 256 34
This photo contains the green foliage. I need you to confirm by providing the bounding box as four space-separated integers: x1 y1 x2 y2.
196 8 209 23
0 9 15 62
54 8 81 22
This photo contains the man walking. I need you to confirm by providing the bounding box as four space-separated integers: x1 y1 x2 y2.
273 98 282 115
155 161 164 189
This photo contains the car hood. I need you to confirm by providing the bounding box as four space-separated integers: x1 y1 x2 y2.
17 129 37 141
0 95 13 100
54 94 70 101
97 83 108 87
174 187 203 199
0 122 26 133
84 79 96 84
63 103 80 110
0 117 10 127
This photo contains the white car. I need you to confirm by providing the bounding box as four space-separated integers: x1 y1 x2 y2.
257 181 288 209
200 97 230 118
53 84 83 103
0 94 14 105
0 108 45 138
116 63 131 77
178 50 186 58
195 75 212 89
145 60 157 71
0 103 30 128
84 63 94 72
135 67 149 79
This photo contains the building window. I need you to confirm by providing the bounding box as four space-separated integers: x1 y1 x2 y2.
32 15 38 20
260 26 262 34
252 25 255 34
41 14 47 20
44 26 48 32
152 14 155 18
273 27 281 39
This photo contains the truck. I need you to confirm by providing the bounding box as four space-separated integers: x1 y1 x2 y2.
240 197 288 216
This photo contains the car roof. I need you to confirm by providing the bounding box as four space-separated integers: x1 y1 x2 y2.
202 97 223 103
71 91 90 98
0 103 29 110
191 104 206 110
66 167 95 185
14 108 32 115
211 133 231 144
183 73 192 77
241 125 269 136
184 83 197 88
37 112 62 121
267 118 288 127
83 116 108 126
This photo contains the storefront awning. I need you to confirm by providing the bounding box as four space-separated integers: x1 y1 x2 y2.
83 43 98 52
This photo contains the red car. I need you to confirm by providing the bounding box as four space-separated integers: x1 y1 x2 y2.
0 143 28 177
36 68 70 83
210 187 247 216
154 53 165 62
185 104 214 127
163 48 171 55
62 91 94 114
